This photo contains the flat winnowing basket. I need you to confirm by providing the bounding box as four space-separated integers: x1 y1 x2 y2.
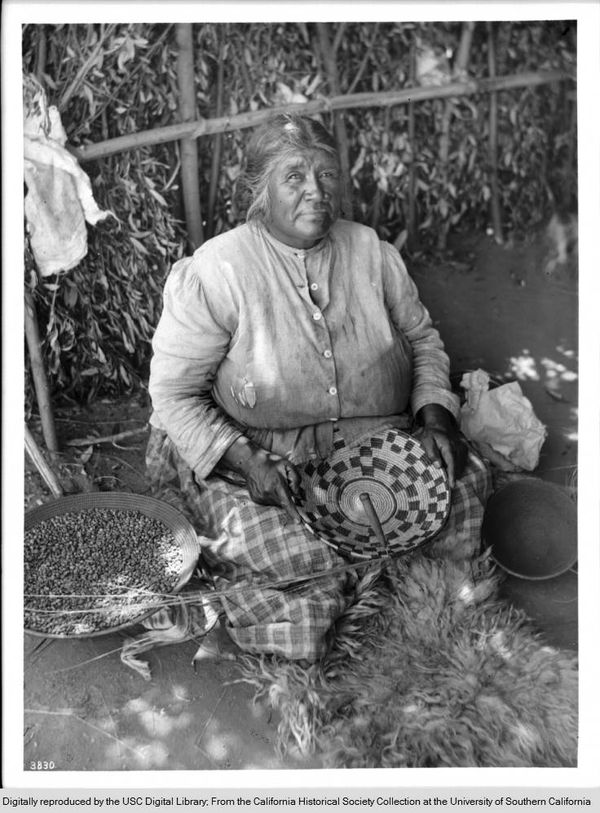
24 492 200 638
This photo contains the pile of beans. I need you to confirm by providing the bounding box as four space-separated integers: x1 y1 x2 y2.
24 508 184 636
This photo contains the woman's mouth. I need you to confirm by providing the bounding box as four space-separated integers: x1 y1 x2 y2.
303 208 330 219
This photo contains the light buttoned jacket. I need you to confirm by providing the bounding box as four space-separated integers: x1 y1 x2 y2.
149 219 459 479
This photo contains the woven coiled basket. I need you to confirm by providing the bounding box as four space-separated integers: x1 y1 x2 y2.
295 428 451 560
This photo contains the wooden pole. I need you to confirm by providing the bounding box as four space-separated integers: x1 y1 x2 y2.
206 28 226 239
176 23 204 251
24 289 59 454
487 22 504 244
316 22 353 219
25 424 63 498
437 21 475 251
34 25 47 80
74 70 573 164
407 38 417 253
27 49 59 459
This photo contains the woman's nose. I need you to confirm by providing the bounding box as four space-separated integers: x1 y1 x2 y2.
304 171 327 199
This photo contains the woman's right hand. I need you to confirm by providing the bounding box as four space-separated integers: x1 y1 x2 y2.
221 438 302 523
244 453 302 523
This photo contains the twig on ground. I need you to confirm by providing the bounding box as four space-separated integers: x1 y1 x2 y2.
66 426 149 447
45 645 125 673
194 686 228 750
24 707 146 759
94 453 148 482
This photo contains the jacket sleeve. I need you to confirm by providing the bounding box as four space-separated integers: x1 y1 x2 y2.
380 241 460 419
148 256 243 479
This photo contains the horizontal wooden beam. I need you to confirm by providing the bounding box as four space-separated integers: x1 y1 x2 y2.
75 69 573 163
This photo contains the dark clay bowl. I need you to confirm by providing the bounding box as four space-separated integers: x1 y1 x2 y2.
482 478 577 580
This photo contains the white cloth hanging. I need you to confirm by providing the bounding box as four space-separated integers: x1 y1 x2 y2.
23 75 114 276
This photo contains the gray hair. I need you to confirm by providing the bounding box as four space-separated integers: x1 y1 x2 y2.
235 113 340 222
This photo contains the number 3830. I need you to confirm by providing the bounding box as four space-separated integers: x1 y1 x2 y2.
29 760 55 770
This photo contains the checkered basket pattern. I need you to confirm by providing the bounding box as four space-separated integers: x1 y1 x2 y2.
294 429 451 560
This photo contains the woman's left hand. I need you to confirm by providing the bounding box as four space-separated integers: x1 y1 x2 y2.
414 404 467 488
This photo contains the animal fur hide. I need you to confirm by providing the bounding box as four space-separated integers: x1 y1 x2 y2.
238 554 578 768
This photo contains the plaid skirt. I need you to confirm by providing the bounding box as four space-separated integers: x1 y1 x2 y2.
145 427 492 661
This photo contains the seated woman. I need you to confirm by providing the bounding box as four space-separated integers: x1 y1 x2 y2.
146 113 490 661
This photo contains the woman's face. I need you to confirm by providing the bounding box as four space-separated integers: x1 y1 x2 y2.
265 149 342 249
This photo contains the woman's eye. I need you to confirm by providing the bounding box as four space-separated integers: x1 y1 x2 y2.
287 172 302 181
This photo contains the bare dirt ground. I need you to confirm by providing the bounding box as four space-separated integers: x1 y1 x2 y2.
22 229 578 774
